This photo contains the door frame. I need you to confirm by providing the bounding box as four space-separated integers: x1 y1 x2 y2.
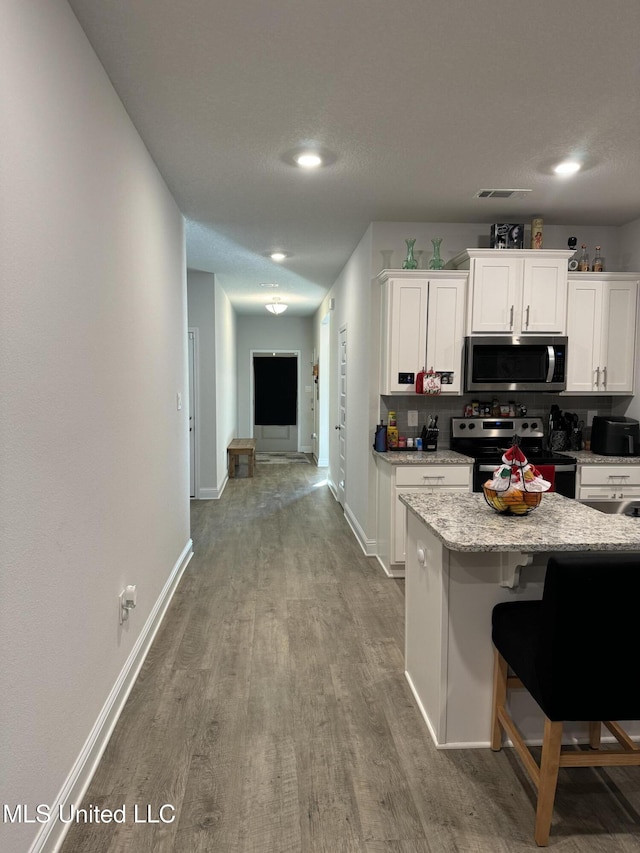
250 349 301 451
188 328 200 499
336 324 347 506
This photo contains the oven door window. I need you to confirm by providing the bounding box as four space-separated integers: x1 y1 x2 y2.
472 345 548 384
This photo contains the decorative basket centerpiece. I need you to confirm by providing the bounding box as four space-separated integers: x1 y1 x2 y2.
483 441 551 516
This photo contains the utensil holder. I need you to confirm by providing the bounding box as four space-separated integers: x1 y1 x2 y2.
424 428 439 452
550 430 569 451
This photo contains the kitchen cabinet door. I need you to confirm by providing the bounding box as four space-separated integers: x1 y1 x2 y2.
381 277 428 394
600 279 637 393
566 276 638 394
426 277 466 393
566 280 602 392
521 256 567 334
469 256 521 333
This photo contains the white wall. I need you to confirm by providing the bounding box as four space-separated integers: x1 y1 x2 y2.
187 272 238 497
313 225 378 552
236 316 314 450
187 271 217 495
214 283 238 486
371 221 622 272
0 3 190 851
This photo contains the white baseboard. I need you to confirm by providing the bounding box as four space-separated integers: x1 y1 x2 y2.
327 478 338 500
315 456 328 468
30 539 194 853
197 474 228 500
300 444 312 453
375 555 405 578
344 503 376 557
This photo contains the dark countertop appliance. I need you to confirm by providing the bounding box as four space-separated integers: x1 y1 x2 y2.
450 417 577 498
591 416 640 456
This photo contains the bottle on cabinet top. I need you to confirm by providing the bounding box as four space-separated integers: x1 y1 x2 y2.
592 246 604 272
577 244 590 272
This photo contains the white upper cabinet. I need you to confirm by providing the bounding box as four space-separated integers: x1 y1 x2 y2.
452 249 572 336
380 275 429 393
566 274 638 394
378 271 467 394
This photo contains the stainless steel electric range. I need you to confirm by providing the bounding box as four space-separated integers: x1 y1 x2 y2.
450 417 577 498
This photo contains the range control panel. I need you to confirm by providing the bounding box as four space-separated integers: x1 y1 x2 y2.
451 417 544 440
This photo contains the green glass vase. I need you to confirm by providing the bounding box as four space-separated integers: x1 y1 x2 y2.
402 238 418 270
429 237 444 270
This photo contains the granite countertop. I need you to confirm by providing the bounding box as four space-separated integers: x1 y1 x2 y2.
399 491 640 552
573 451 640 465
373 449 473 465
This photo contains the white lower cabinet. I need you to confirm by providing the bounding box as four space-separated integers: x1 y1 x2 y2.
375 460 471 577
578 464 640 502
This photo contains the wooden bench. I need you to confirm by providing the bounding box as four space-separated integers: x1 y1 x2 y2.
227 438 256 478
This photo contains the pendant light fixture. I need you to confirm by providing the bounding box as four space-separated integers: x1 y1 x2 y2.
265 296 287 315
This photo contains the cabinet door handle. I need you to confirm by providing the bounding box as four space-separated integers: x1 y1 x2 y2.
602 366 607 389
595 366 600 388
525 305 530 329
509 305 514 328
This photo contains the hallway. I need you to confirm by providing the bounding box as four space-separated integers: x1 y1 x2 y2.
60 461 639 852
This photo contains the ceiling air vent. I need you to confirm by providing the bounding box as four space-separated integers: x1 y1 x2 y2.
475 189 532 199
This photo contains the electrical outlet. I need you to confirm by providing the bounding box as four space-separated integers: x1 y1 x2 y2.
408 410 419 427
587 409 598 425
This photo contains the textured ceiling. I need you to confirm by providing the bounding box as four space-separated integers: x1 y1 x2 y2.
67 0 640 315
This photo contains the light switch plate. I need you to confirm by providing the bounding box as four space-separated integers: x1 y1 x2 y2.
408 410 419 427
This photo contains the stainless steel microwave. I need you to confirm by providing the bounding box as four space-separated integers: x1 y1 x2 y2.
464 336 567 392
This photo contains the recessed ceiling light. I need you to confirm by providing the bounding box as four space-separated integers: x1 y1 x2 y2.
260 282 279 288
554 160 581 175
270 252 288 262
281 146 337 169
295 152 323 169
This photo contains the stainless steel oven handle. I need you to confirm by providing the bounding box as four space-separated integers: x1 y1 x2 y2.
546 346 555 383
553 464 577 472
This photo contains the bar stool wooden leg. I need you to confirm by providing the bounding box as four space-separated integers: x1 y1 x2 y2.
535 719 563 846
491 647 508 750
589 721 602 750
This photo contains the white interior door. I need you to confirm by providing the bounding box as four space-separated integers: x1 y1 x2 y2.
336 326 347 506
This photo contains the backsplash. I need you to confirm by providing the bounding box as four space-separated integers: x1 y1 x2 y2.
379 393 630 449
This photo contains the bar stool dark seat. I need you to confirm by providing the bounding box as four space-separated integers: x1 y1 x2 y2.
491 552 640 846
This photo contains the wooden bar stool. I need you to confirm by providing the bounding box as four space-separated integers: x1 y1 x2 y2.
227 438 256 478
491 552 640 846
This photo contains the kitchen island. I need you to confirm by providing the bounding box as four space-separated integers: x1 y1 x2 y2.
401 491 640 749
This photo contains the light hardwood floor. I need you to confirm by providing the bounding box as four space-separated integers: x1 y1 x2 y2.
61 461 640 852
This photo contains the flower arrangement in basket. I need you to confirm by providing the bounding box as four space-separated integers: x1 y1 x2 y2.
483 440 552 516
